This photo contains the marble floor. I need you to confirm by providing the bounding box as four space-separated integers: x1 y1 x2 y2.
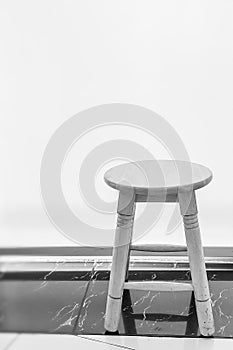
0 251 233 339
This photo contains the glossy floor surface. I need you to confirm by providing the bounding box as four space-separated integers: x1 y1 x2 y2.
0 265 233 338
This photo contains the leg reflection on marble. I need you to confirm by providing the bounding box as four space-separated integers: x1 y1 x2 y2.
75 280 198 336
0 270 233 338
75 270 233 338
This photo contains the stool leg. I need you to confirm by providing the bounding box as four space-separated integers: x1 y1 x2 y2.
178 190 215 337
104 190 135 332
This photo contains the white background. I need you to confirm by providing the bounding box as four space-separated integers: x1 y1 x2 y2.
0 0 232 247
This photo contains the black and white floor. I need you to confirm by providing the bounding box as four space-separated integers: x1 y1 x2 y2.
0 247 233 349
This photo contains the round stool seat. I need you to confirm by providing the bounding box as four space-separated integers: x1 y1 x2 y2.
104 160 212 195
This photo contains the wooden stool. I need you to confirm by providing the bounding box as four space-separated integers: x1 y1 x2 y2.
104 160 215 337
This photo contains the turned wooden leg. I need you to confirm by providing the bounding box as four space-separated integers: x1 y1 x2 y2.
104 189 135 332
178 190 215 337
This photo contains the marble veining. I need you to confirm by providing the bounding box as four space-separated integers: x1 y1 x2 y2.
0 261 233 338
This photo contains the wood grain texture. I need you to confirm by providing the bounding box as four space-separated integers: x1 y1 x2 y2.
104 161 214 336
104 160 212 196
178 190 215 336
124 281 193 292
130 244 187 252
104 190 135 332
195 299 215 337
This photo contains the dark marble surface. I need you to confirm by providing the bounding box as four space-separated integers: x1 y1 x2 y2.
0 280 88 334
0 269 233 338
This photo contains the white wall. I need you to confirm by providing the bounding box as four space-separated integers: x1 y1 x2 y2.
0 0 232 247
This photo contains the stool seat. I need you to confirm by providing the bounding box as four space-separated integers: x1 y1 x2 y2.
104 160 212 196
